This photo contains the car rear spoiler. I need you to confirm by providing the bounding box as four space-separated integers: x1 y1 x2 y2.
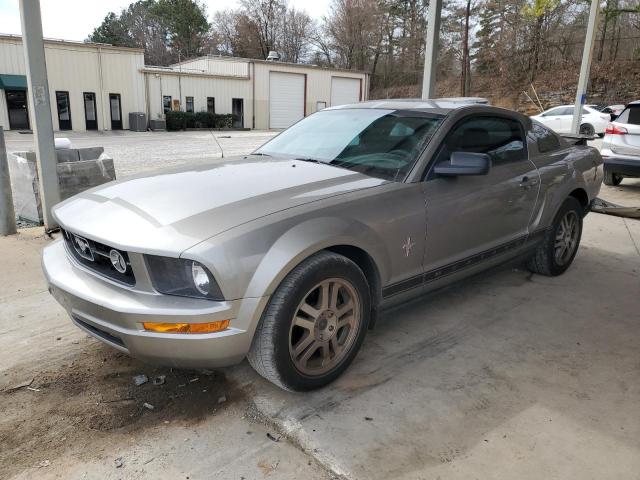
560 133 595 146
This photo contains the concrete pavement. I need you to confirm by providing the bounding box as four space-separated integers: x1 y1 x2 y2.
1 130 639 479
1 212 638 479
232 212 640 480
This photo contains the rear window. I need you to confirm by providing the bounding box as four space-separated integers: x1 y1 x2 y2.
616 105 640 125
530 122 561 153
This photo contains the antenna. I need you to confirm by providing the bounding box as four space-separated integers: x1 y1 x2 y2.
210 130 224 158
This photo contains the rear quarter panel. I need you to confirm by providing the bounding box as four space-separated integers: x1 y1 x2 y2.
528 138 603 232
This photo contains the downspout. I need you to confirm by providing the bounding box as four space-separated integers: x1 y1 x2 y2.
178 52 182 110
97 46 107 130
143 72 150 129
252 62 256 129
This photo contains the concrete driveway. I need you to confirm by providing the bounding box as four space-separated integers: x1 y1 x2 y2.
1 131 639 479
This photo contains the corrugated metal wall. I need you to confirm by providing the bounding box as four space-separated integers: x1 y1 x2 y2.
175 57 250 77
0 39 369 132
253 62 368 129
0 37 146 131
146 72 252 126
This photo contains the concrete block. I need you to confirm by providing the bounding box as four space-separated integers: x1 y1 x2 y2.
7 150 116 224
57 157 115 199
7 151 42 223
78 147 105 161
55 149 80 163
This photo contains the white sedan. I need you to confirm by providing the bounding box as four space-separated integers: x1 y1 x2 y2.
531 105 610 137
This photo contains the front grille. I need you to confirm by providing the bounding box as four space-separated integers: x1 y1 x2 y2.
62 229 136 286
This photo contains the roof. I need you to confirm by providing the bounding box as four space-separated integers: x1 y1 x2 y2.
0 34 145 54
172 55 370 75
326 97 491 113
140 66 249 80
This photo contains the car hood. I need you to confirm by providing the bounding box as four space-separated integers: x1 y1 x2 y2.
53 156 385 255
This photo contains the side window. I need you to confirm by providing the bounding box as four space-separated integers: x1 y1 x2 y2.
560 107 574 116
616 106 640 125
542 107 562 117
530 122 561 153
434 116 527 167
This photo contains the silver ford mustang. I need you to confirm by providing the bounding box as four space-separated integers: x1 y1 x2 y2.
43 100 603 391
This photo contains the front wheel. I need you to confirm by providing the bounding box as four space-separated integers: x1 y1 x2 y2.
248 251 370 391
527 197 583 276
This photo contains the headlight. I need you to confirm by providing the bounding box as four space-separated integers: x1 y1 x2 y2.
145 255 224 301
191 262 210 295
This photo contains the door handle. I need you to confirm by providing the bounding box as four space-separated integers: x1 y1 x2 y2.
519 176 539 188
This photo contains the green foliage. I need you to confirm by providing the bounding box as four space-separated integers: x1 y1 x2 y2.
87 0 209 65
165 111 234 130
154 0 210 58
522 0 561 18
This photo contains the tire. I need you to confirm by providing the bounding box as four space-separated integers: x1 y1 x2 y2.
579 123 595 136
527 197 583 277
603 170 623 186
597 133 605 138
247 251 371 391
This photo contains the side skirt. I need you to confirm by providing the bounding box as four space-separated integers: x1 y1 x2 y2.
381 229 548 301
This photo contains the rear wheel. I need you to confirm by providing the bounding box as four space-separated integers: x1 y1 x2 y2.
579 123 595 136
527 197 583 276
603 170 623 186
248 251 370 391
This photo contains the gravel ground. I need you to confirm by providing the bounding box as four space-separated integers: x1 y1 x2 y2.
4 130 278 178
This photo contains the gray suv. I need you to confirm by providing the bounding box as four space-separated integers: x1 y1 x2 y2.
601 101 640 185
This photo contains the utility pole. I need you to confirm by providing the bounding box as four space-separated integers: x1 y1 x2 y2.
19 0 59 230
421 0 443 99
0 127 17 236
571 0 601 135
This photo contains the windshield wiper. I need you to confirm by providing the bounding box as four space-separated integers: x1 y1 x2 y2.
294 157 321 163
250 152 271 157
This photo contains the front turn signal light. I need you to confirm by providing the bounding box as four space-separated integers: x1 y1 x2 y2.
143 319 230 334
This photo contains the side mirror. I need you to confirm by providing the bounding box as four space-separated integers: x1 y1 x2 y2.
433 152 491 177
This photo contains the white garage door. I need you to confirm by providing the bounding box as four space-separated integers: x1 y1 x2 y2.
269 72 305 129
331 77 361 107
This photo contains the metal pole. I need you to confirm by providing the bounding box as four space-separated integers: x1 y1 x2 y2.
571 0 601 134
421 0 443 99
19 0 60 230
0 127 17 236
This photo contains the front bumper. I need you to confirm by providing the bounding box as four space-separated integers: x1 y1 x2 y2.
43 239 268 368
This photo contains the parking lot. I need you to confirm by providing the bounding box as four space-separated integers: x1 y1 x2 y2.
1 131 639 480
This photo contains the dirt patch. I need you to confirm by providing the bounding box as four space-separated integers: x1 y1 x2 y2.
0 340 241 479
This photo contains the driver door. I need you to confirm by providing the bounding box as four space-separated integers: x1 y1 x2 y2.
421 114 540 278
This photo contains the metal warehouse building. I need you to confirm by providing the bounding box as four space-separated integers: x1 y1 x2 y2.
0 34 369 132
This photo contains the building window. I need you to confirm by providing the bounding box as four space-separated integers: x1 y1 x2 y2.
186 96 194 113
163 95 172 114
207 97 215 114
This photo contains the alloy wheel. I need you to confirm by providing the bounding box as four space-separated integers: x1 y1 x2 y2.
554 211 579 265
288 278 361 376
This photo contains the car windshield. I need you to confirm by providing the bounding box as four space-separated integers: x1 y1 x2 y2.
255 109 443 181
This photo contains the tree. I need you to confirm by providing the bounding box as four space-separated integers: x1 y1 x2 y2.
155 0 210 59
522 0 561 81
87 0 209 65
240 0 287 58
89 12 133 47
280 8 315 63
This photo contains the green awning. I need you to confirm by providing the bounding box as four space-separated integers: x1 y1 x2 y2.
0 74 28 90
